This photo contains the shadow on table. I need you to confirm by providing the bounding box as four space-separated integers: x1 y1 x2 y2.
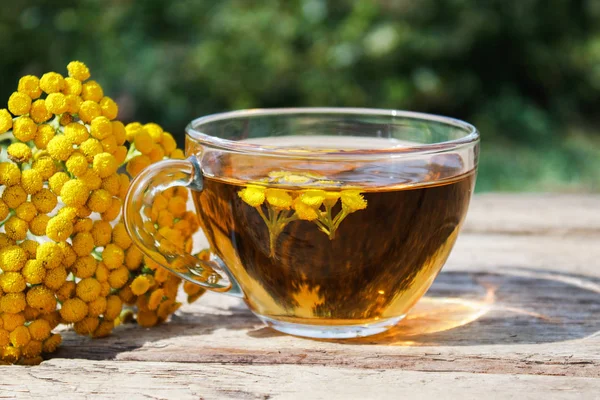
55 267 600 360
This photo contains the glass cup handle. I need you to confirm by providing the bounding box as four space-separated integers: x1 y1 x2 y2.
123 156 243 297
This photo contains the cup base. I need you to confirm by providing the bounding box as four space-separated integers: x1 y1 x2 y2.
254 314 405 339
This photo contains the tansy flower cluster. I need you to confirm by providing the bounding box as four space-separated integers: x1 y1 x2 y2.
238 171 367 257
0 61 202 365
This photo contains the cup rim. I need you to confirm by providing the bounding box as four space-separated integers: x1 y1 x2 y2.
185 107 479 158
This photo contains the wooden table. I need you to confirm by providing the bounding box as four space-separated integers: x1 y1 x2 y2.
1 194 599 399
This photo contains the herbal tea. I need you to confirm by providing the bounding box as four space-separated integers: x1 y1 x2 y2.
193 149 475 327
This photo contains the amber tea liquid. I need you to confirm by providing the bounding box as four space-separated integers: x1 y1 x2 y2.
193 139 475 327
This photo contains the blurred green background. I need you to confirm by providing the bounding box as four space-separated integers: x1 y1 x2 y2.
1 0 599 192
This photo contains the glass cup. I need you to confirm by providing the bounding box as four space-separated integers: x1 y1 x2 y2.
124 108 479 339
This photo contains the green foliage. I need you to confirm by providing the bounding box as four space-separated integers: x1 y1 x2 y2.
1 0 599 191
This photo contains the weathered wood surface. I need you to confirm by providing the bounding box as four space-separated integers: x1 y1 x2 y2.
1 194 599 399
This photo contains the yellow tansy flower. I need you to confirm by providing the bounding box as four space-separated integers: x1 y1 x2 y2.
108 266 129 289
36 242 63 270
112 121 126 145
72 255 96 279
0 163 21 186
67 61 90 81
48 172 70 195
91 221 112 247
59 298 88 323
29 214 50 236
22 260 46 285
81 80 104 102
93 320 115 338
21 340 43 358
0 329 9 347
87 189 112 213
56 280 75 302
12 116 38 142
99 96 118 120
60 179 90 207
17 75 42 99
29 99 52 123
0 272 26 293
104 295 122 320
33 124 56 149
65 94 82 114
74 316 100 335
126 154 151 177
42 333 62 353
9 325 31 347
265 188 293 209
0 199 8 220
130 275 151 295
292 198 319 221
92 152 118 178
1 292 27 314
2 185 27 208
78 101 102 125
62 77 82 95
32 188 58 213
102 244 124 270
21 169 43 194
72 232 95 257
161 132 177 154
64 122 89 145
58 241 77 267
43 266 67 290
46 215 74 242
40 72 65 93
90 115 112 140
76 277 101 302
80 169 102 190
45 92 68 114
100 173 120 196
87 296 107 317
65 152 89 177
4 216 29 241
7 91 32 115
15 202 38 222
80 137 103 161
47 135 74 161
238 185 266 207
340 190 368 212
133 130 154 154
32 156 56 180
0 109 13 133
1 313 25 332
7 143 32 163
101 197 121 221
28 319 51 341
73 217 93 233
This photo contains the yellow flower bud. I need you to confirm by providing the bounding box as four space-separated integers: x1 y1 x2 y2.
5 216 28 241
62 76 82 95
45 92 68 114
112 121 126 145
29 99 52 123
65 94 82 114
7 142 32 163
65 152 89 177
2 185 27 208
0 272 26 293
0 162 20 186
28 214 50 236
101 197 121 221
21 169 43 194
90 116 112 140
74 316 100 335
72 255 97 279
43 266 67 290
87 189 112 213
60 179 90 207
15 202 37 222
31 124 54 150
0 109 13 133
72 231 95 257
1 292 26 314
28 319 51 341
102 244 124 270
78 100 101 123
10 325 31 347
64 122 89 145
161 132 177 154
80 169 102 190
59 298 88 323
340 190 367 213
31 188 58 213
238 185 266 207
42 333 62 353
104 295 122 320
91 220 112 247
125 246 143 270
22 260 45 284
265 188 293 209
292 198 319 221
73 217 93 233
18 75 42 99
80 137 103 162
76 277 102 303
8 91 32 115
108 265 129 289
81 80 104 102
137 310 158 327
99 96 118 120
20 239 38 259
46 215 74 242
40 72 65 93
87 296 107 317
101 135 117 154
47 135 74 161
133 130 154 154
67 61 90 81
126 154 151 177
92 152 118 178
0 199 8 221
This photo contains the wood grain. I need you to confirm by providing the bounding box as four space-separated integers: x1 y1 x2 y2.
1 359 599 400
1 194 599 398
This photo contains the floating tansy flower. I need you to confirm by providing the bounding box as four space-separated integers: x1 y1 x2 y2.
340 190 368 212
238 185 266 207
265 188 293 209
